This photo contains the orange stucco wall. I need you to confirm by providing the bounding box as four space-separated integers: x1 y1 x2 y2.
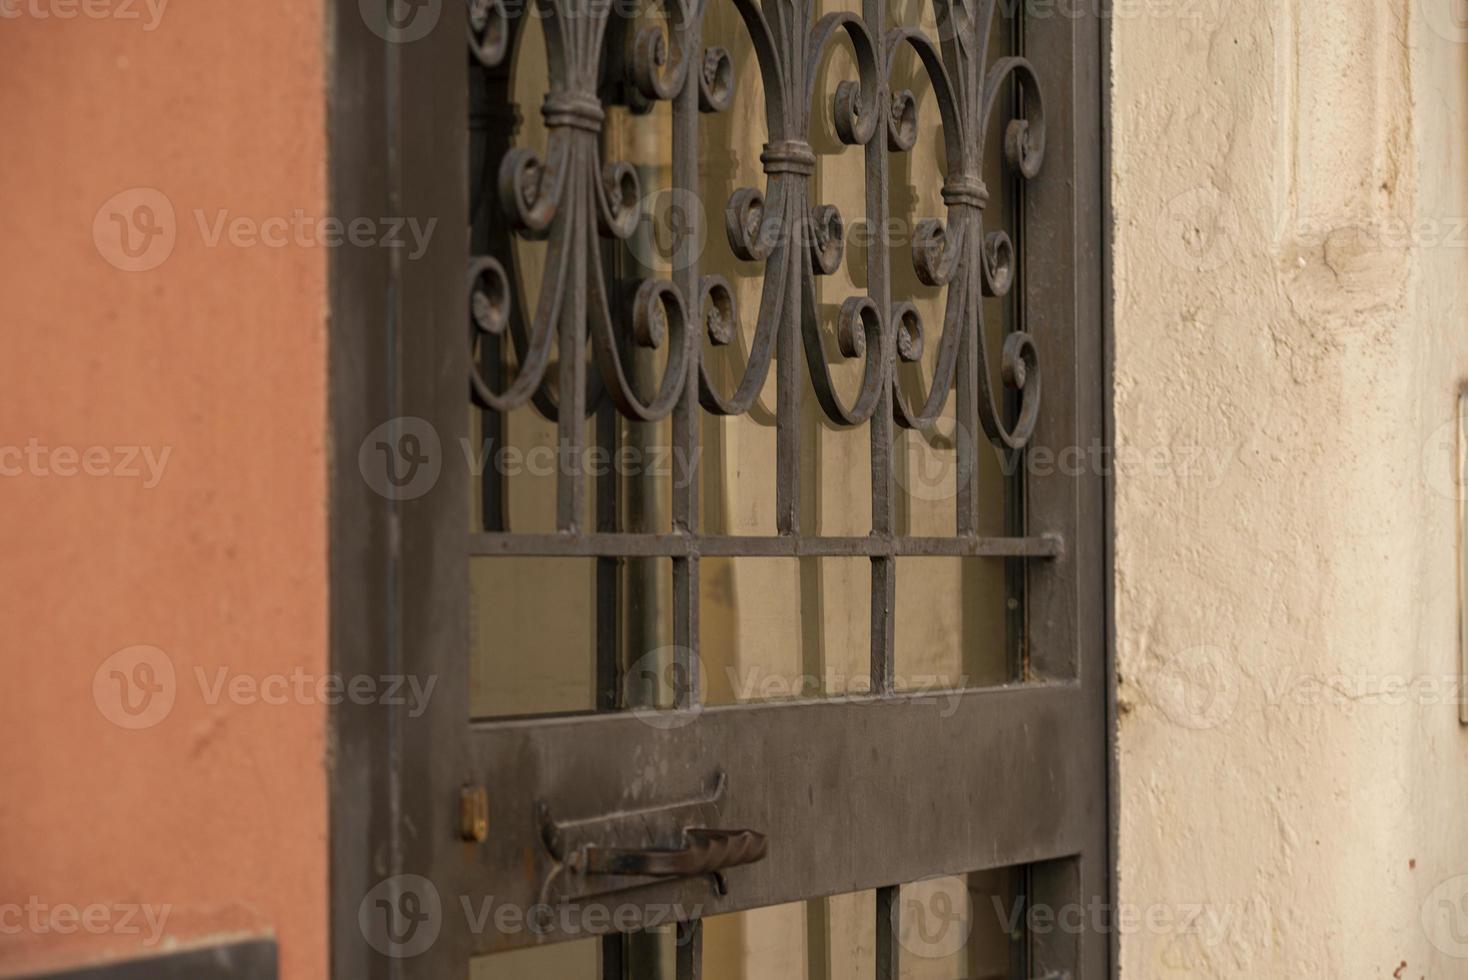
0 4 328 977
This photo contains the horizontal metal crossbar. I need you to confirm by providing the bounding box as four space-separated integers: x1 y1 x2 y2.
456 681 1098 954
469 532 1064 559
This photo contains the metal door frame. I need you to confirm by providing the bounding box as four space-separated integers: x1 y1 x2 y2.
326 0 1113 976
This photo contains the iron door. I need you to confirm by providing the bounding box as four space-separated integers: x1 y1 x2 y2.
331 0 1108 975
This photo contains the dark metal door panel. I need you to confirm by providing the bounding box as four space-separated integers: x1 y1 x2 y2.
329 0 1109 974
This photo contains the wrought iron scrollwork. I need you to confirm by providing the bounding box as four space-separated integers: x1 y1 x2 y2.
470 0 1046 447
883 2 1046 447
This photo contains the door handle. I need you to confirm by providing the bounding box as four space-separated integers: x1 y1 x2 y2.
571 828 768 879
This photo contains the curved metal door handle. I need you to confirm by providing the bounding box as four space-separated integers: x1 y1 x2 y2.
576 828 768 878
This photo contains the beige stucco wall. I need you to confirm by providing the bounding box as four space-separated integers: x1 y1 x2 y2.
1114 0 1468 974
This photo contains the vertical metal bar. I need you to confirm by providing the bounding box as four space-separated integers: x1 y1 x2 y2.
599 111 640 708
1019 0 1110 961
953 10 980 541
471 60 512 534
480 398 507 532
596 404 622 711
776 242 802 535
1028 858 1083 977
558 182 588 531
395 8 473 978
625 136 666 699
676 918 702 980
602 932 628 980
875 885 900 980
670 10 701 710
870 558 895 695
1002 6 1027 684
627 352 664 704
801 556 826 696
629 930 670 980
868 2 901 970
866 0 896 698
672 558 699 707
326 2 394 976
672 30 703 971
955 334 978 540
1005 866 1031 980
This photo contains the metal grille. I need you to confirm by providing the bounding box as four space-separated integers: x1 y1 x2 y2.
459 0 1076 973
467 0 1051 702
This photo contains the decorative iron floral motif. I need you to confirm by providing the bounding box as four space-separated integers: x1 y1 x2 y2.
883 0 1046 448
468 0 1045 446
